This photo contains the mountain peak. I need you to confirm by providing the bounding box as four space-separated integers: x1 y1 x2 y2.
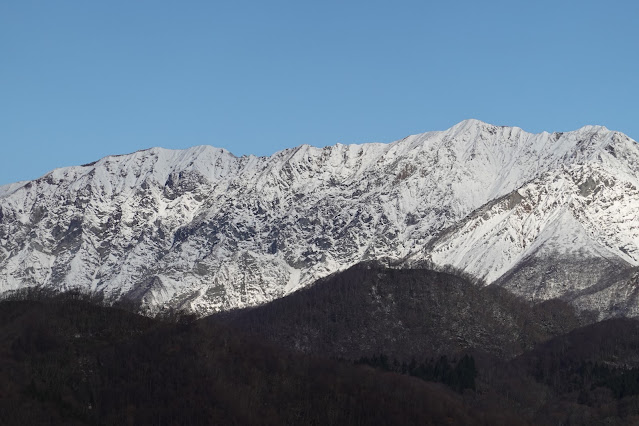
446 118 494 135
451 118 490 128
446 119 613 140
0 121 637 317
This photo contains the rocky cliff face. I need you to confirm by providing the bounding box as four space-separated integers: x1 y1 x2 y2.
1 120 637 316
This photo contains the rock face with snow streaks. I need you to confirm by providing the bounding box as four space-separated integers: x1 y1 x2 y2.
0 119 637 316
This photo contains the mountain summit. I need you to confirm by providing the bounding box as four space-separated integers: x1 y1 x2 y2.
1 120 637 316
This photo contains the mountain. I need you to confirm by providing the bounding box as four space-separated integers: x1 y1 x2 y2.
0 120 637 315
417 127 639 318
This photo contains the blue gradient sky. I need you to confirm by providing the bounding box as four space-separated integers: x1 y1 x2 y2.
1 0 638 185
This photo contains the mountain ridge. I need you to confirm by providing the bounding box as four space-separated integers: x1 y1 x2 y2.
1 120 637 316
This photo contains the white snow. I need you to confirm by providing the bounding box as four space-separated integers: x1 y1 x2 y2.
1 119 638 316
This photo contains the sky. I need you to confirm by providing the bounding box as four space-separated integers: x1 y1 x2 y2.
1 0 638 185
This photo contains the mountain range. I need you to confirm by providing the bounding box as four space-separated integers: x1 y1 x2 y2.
1 119 637 317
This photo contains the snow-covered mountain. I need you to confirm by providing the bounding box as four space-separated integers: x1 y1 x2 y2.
1 119 637 317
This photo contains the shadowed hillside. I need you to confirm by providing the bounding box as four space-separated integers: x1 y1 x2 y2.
5 277 639 424
216 263 584 360
0 295 525 425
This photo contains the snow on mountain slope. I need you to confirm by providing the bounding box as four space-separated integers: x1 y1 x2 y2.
421 162 639 312
0 120 637 316
417 130 639 317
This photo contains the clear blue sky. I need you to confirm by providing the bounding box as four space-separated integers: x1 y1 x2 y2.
1 0 638 185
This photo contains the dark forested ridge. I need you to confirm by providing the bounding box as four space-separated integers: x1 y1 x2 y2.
215 263 585 360
0 295 525 425
212 264 639 424
5 267 639 424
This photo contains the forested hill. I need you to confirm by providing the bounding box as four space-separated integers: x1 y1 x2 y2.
0 295 522 425
216 264 584 360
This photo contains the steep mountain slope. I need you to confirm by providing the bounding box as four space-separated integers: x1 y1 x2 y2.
0 120 637 315
419 139 639 317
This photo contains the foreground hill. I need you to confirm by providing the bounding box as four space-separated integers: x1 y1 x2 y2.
215 266 639 425
0 296 523 425
216 264 584 360
1 120 637 316
7 288 639 424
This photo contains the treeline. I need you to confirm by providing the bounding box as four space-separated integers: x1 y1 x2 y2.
355 353 477 393
0 285 196 324
531 359 639 401
597 365 639 399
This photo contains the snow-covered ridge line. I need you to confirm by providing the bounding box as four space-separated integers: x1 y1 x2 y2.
1 119 628 196
0 119 637 318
